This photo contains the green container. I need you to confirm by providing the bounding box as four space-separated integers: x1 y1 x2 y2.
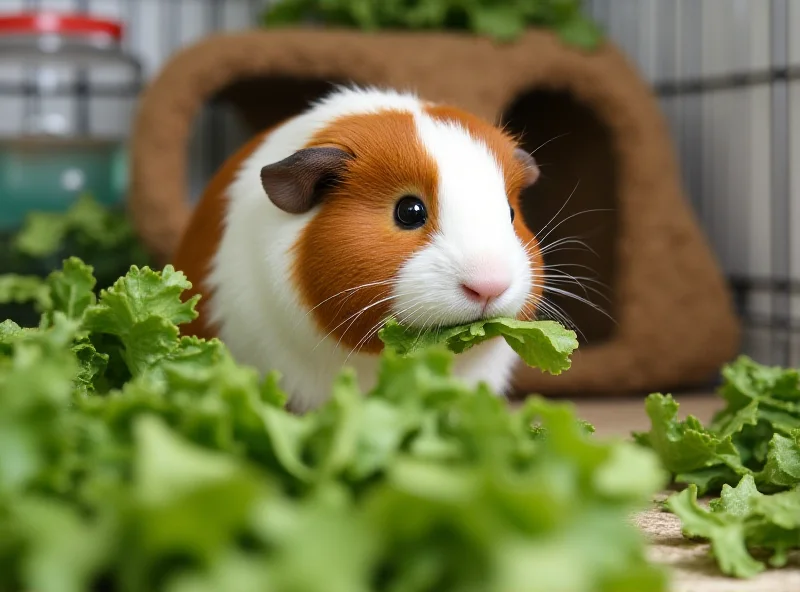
0 11 141 232
0 138 127 230
0 12 142 325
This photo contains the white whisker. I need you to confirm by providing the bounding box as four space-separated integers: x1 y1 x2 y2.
542 270 611 303
345 299 426 364
544 280 612 306
535 283 616 325
530 133 570 155
313 292 397 352
528 293 587 342
294 278 396 329
534 180 581 239
536 237 598 256
543 271 608 290
536 207 614 249
543 261 602 276
535 245 599 259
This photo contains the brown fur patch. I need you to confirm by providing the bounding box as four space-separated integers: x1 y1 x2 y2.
291 110 440 353
424 104 545 320
171 127 275 339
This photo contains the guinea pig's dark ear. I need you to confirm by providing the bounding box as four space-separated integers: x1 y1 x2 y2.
260 147 353 214
513 148 540 188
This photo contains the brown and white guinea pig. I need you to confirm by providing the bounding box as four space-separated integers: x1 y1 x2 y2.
173 85 544 412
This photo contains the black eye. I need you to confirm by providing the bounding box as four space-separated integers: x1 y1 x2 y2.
394 195 427 229
509 205 515 223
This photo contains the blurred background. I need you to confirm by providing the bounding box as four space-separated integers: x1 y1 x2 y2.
0 0 797 373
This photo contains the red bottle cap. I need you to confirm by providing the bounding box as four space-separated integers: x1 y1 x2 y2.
0 12 123 40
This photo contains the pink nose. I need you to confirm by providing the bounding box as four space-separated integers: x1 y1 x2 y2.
461 277 511 302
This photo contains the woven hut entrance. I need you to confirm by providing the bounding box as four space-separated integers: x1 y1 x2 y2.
210 76 345 134
502 89 619 346
130 28 740 396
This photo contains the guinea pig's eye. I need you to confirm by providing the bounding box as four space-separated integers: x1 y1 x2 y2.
509 205 516 223
394 195 427 230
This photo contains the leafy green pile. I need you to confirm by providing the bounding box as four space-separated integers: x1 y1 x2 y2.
0 193 150 328
11 193 143 260
0 257 669 592
262 0 603 48
634 357 800 495
634 356 800 578
10 192 150 279
380 317 578 375
667 476 800 578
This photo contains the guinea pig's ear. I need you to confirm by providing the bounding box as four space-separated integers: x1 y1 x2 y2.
260 147 353 214
513 148 540 188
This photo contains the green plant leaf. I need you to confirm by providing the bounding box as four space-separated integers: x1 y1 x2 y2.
46 257 97 321
667 475 800 578
555 15 603 49
666 482 764 578
379 316 578 374
638 356 800 578
633 393 750 493
81 265 199 376
262 0 315 26
13 213 68 258
470 6 527 42
84 265 198 332
260 0 603 46
0 256 669 591
637 356 800 493
0 274 51 310
0 319 25 347
755 430 800 490
9 496 113 592
127 415 264 568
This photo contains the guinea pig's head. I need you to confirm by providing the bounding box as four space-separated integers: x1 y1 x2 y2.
261 105 543 354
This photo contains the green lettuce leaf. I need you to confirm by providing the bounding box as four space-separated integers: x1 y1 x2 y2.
666 479 764 578
632 393 748 494
0 313 80 495
755 429 800 491
0 319 26 350
129 415 263 561
7 495 114 592
634 357 800 494
260 0 604 48
638 356 800 579
0 257 669 592
666 475 800 578
14 193 141 258
379 317 578 374
83 264 198 332
82 265 199 377
45 257 96 321
0 274 51 310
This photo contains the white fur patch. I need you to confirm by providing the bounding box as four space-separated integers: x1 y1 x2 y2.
392 113 532 328
206 85 528 411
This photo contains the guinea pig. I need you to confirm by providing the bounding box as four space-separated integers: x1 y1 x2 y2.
172 85 544 413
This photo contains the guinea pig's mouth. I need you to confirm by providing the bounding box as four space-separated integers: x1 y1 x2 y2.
461 288 526 324
455 308 521 329
388 260 530 329
473 301 521 323
392 298 524 331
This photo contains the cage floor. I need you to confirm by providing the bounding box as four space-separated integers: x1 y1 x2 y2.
569 394 799 591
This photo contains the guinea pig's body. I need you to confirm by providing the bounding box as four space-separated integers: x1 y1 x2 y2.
173 86 544 412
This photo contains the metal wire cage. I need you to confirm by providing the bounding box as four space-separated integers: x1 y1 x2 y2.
3 0 798 369
585 0 799 368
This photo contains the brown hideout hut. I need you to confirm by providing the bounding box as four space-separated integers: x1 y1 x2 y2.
128 27 741 399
